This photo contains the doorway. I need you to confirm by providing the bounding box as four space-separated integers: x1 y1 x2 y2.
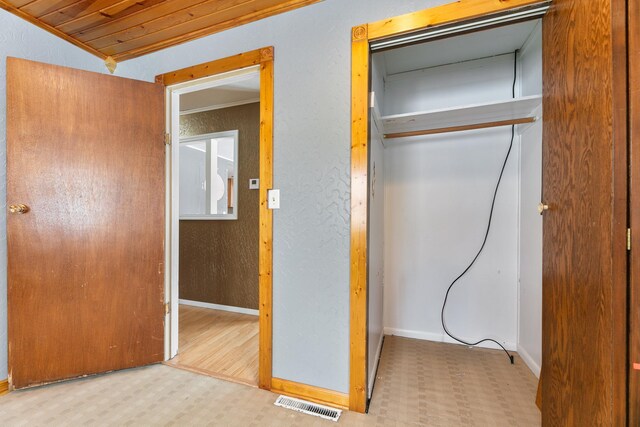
349 0 629 422
157 48 274 390
366 18 543 423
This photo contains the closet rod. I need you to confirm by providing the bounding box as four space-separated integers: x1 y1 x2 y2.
383 116 535 139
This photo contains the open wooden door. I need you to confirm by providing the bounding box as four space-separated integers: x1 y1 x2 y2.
541 0 628 424
629 0 640 423
7 58 165 389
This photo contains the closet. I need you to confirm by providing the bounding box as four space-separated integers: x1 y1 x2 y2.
366 19 543 397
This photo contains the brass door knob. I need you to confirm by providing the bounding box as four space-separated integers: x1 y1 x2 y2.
9 204 29 214
538 203 549 215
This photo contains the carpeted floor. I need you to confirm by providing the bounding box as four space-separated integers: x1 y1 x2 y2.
0 337 540 426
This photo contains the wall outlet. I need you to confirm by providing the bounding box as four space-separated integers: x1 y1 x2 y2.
268 189 280 209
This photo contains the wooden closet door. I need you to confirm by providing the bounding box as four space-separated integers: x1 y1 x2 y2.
7 58 165 389
629 0 640 423
541 0 628 424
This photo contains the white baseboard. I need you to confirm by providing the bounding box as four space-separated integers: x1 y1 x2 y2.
517 344 541 378
383 327 516 352
368 333 384 399
179 299 259 316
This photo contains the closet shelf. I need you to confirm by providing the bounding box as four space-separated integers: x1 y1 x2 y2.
382 95 542 139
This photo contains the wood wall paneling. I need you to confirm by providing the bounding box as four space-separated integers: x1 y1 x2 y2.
179 103 260 310
541 0 627 424
0 0 319 62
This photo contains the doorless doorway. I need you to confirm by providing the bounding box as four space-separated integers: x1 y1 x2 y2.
156 47 274 390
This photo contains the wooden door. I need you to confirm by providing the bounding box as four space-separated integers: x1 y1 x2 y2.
541 0 628 424
629 0 640 423
7 58 165 389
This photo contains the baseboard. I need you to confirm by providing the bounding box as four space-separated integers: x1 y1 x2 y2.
271 378 349 409
517 344 541 378
368 333 384 399
179 299 259 316
0 379 8 396
383 327 517 352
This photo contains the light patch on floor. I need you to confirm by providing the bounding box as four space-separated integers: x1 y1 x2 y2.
166 305 259 386
0 336 540 426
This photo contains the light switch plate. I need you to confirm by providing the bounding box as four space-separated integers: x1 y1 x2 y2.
249 178 260 190
267 189 280 209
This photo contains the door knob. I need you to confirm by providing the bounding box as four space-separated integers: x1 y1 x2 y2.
538 203 549 215
9 204 29 214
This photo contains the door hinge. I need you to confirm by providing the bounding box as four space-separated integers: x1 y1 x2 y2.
164 302 170 315
164 133 171 146
628 228 632 251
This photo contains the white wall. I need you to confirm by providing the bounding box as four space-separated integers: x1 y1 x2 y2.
367 56 386 398
91 0 450 393
383 128 520 350
517 22 543 377
382 55 520 351
383 54 517 115
0 10 152 381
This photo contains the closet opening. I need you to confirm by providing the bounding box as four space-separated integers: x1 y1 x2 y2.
165 67 262 387
364 18 544 421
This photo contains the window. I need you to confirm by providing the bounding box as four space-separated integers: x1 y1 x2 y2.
179 130 239 220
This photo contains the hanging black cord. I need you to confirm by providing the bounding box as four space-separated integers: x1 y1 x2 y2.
440 50 519 364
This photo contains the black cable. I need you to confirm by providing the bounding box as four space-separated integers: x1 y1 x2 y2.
440 50 519 364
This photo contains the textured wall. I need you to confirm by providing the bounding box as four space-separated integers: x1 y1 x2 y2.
0 0 447 393
0 10 150 381
179 103 260 310
124 0 447 394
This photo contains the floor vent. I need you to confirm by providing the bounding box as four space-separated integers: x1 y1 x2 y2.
274 395 342 422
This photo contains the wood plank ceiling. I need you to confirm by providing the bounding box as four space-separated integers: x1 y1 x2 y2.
0 0 321 62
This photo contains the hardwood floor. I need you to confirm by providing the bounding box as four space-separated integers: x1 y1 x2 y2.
166 305 259 386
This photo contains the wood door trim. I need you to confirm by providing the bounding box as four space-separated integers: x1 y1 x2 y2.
611 0 629 424
155 47 273 86
629 0 640 423
271 378 350 409
155 47 274 391
349 0 548 413
0 379 7 396
365 0 547 41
